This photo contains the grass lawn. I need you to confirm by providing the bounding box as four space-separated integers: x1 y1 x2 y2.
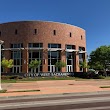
100 86 110 88
1 77 80 83
0 89 40 93
1 76 110 83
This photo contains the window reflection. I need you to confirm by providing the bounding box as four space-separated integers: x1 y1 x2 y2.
48 44 61 48
48 43 61 72
28 50 42 72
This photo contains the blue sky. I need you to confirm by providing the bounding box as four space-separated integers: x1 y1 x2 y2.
0 0 110 54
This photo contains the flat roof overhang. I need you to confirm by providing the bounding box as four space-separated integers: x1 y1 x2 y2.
65 49 79 52
48 48 62 51
2 48 24 50
79 51 87 53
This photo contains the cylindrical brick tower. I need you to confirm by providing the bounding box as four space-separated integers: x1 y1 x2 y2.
0 21 86 73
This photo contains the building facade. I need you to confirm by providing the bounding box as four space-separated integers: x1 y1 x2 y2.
0 21 86 73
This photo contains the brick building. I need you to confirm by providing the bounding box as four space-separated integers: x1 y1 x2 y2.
0 21 86 73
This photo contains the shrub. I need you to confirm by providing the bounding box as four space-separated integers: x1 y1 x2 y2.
0 89 7 93
1 75 23 80
1 75 10 80
95 75 105 79
55 61 66 72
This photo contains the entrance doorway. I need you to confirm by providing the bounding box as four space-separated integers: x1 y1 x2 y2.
67 65 73 72
50 65 55 72
66 52 74 72
13 66 21 73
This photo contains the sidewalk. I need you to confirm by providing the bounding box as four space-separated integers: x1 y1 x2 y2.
1 80 110 97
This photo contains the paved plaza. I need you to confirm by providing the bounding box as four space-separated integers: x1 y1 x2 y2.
1 80 110 97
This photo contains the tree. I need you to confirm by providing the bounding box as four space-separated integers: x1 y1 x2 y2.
1 58 13 73
79 60 90 72
55 61 66 72
29 59 41 73
89 45 110 71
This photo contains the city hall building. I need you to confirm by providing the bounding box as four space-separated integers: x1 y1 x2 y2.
0 21 86 73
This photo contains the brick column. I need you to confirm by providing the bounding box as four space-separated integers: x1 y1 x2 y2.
75 46 79 72
22 44 28 73
42 42 48 72
42 49 48 72
61 50 66 72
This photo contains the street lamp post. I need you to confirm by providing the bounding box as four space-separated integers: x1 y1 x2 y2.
0 40 4 90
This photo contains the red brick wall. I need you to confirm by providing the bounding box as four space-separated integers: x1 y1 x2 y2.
0 21 86 72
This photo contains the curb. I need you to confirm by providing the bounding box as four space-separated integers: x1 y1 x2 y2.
0 91 110 99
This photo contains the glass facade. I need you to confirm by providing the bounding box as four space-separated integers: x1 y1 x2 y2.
79 47 85 72
48 44 61 72
11 43 23 73
66 45 75 72
28 43 43 73
28 43 43 48
1 42 86 73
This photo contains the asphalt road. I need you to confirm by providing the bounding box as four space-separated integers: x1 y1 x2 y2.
1 92 110 110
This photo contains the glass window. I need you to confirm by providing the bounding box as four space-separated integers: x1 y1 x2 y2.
53 30 56 35
51 59 57 65
57 51 60 59
40 66 42 71
51 51 57 58
28 50 43 72
33 43 39 48
15 29 18 35
48 59 50 65
48 43 61 72
48 44 51 48
79 47 82 51
48 66 50 71
39 43 43 48
14 44 17 48
79 54 83 59
48 44 61 48
79 47 85 51
66 45 75 49
48 51 50 58
13 52 20 59
70 32 72 37
11 43 23 48
66 45 72 49
11 43 22 73
32 52 39 58
67 52 73 59
16 59 20 65
14 60 16 65
28 43 43 48
58 44 61 48
29 43 32 47
67 60 72 65
34 29 37 34
51 44 58 48
81 35 83 40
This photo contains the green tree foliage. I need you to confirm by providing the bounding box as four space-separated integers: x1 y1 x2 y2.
29 59 41 73
89 45 110 70
55 61 66 72
1 58 14 73
79 60 90 71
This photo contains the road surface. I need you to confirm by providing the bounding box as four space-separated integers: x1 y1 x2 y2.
1 92 110 110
